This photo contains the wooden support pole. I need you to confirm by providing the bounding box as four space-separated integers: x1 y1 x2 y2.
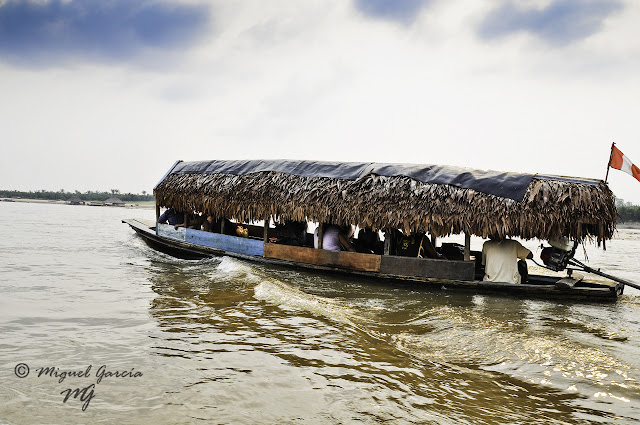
220 219 225 234
464 232 471 261
577 221 583 241
155 200 160 235
431 235 437 249
263 219 269 243
317 223 323 249
384 228 392 256
605 142 615 183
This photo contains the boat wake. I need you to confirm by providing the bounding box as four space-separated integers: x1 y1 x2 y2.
253 278 365 328
385 304 640 403
211 256 262 284
250 268 638 392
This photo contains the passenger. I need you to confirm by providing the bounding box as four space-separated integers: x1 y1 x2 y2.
396 231 443 259
422 235 442 259
314 224 356 252
270 221 308 246
201 214 214 232
341 225 356 252
158 207 184 226
174 213 208 230
396 231 422 257
482 236 533 284
354 227 382 254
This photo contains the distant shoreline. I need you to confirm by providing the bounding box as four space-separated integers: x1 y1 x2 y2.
0 197 155 209
618 222 640 229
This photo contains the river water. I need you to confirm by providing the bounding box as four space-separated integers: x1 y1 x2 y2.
1 201 639 424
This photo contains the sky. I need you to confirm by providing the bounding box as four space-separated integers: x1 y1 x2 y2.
1 0 639 204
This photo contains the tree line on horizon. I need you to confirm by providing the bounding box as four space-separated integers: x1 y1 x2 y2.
0 189 154 202
616 204 640 223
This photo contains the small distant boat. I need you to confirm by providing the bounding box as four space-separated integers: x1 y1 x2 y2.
124 159 637 302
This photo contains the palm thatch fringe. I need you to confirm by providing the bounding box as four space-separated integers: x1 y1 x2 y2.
154 171 616 244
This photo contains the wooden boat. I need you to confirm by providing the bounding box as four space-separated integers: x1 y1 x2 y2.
124 159 635 302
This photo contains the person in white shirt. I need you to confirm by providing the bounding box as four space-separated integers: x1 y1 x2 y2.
482 236 533 284
314 224 356 252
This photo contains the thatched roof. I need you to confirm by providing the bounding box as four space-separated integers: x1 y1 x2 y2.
154 160 616 244
104 197 124 205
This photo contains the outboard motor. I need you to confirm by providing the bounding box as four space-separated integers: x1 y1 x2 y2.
539 237 638 293
540 237 577 272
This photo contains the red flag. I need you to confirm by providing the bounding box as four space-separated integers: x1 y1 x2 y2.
609 145 640 182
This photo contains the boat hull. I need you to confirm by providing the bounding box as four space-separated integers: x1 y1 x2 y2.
123 219 622 302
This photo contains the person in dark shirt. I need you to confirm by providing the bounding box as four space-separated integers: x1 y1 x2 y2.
175 213 210 230
354 227 383 254
158 208 184 226
270 221 308 246
201 215 214 232
396 231 443 259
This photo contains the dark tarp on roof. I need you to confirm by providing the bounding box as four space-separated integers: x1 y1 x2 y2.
156 159 616 242
171 160 537 201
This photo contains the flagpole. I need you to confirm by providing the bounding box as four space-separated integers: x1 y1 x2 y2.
605 142 615 183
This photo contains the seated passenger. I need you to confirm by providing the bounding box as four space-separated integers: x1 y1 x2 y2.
396 231 443 259
396 231 422 257
270 221 308 246
422 235 442 259
174 213 208 230
314 224 356 252
354 227 382 254
158 208 184 226
482 236 533 284
201 215 214 232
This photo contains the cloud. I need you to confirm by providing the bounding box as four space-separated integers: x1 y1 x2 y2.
477 0 623 45
0 0 211 66
353 0 433 24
